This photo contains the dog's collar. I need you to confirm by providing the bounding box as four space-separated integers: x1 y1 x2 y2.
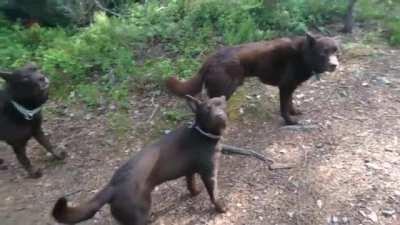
192 125 221 140
10 100 43 120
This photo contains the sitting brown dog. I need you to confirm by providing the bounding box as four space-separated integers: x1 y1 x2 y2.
0 63 65 178
167 33 339 125
53 95 228 225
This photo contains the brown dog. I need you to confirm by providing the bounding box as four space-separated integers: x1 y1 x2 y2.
53 95 228 225
0 63 65 178
167 33 339 125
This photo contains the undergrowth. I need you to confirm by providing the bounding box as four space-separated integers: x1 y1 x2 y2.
0 0 398 109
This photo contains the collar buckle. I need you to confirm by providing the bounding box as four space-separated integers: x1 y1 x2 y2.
10 100 42 121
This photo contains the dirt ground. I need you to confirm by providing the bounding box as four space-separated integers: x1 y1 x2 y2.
1 33 400 225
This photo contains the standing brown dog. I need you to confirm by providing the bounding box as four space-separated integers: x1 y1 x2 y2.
53 96 228 225
0 63 65 178
167 33 339 125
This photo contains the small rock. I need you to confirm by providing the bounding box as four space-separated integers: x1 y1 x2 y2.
375 77 392 85
359 208 378 223
287 211 294 218
279 149 287 154
382 208 396 217
342 216 349 224
365 162 382 170
315 143 324 149
317 199 323 209
362 82 369 86
239 107 244 114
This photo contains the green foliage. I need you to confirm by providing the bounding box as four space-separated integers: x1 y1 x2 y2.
1 0 398 109
162 108 190 123
357 0 400 45
388 19 400 45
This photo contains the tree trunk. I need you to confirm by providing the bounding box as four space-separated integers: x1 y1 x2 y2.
342 0 358 33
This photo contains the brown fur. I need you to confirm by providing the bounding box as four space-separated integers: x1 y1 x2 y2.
53 96 228 225
167 33 339 125
0 63 65 178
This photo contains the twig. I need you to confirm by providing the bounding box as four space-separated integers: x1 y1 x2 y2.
94 0 122 17
64 189 85 198
147 95 159 122
221 144 296 170
221 144 271 163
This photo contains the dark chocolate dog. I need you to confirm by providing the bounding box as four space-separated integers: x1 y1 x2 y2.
167 32 339 125
0 63 65 178
53 95 228 225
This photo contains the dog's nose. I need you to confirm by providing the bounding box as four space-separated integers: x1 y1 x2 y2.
328 64 337 71
328 55 339 71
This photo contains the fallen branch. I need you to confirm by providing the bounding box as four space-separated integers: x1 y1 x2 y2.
221 144 272 163
221 144 296 170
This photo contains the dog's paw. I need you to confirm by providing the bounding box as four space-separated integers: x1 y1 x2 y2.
189 188 201 197
214 201 227 213
28 168 43 179
289 109 302 116
54 151 66 160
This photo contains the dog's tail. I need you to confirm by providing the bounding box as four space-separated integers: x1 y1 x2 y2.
166 71 204 97
52 185 113 224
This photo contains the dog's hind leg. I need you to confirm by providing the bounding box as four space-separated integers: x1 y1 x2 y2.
33 127 66 160
186 174 201 197
279 86 298 125
11 141 42 178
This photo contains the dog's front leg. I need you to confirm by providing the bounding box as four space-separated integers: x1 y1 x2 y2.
33 127 66 160
186 174 201 196
200 158 226 213
279 86 297 125
11 142 42 178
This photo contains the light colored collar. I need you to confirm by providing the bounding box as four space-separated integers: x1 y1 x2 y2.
10 100 43 120
194 125 221 140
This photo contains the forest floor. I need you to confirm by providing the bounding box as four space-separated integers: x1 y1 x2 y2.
1 31 400 225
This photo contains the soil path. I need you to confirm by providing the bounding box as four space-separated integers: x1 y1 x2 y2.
1 38 399 225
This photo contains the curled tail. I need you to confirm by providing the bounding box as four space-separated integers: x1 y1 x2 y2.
52 186 113 224
166 72 204 97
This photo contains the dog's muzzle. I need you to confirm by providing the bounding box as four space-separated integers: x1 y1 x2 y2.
327 55 339 72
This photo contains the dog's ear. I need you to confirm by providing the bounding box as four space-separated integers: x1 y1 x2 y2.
0 71 12 81
305 32 316 47
185 95 201 112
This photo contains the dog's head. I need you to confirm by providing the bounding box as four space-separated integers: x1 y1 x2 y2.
302 32 339 74
0 63 50 101
185 95 228 135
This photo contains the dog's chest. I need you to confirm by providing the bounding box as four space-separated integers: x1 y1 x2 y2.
0 117 33 142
